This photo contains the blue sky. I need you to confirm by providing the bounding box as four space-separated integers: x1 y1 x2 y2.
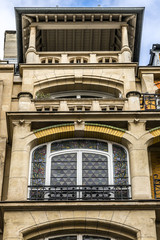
0 0 160 65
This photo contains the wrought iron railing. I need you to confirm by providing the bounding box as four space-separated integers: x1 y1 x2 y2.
153 174 160 199
28 185 131 201
140 94 160 110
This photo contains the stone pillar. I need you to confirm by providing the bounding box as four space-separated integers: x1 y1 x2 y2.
90 54 97 63
58 101 69 111
26 26 39 63
142 73 157 93
29 26 36 48
18 92 35 111
7 121 31 201
126 91 141 110
121 25 131 63
129 142 152 200
61 54 68 63
90 101 101 111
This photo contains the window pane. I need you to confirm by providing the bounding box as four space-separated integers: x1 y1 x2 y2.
31 145 47 186
51 153 77 185
113 144 128 185
82 153 108 185
51 140 108 152
49 237 77 240
83 236 111 240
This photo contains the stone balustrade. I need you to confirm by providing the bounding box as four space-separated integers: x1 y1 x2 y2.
34 99 125 112
31 51 121 64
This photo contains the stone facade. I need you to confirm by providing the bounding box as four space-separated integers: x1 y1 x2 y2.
0 7 160 240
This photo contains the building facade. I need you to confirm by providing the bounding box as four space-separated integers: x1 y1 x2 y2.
0 7 160 240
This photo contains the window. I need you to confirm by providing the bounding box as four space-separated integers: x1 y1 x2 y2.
41 235 116 240
29 140 130 200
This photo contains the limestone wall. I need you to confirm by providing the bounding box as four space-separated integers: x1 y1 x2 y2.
3 209 157 240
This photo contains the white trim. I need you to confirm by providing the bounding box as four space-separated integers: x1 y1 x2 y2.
29 139 130 197
44 234 116 240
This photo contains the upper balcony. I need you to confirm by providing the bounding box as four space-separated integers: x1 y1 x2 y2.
15 8 144 64
37 51 120 64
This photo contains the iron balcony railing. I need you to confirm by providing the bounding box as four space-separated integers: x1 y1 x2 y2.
140 94 160 110
28 185 131 201
153 174 160 199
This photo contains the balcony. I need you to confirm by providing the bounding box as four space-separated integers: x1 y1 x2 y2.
35 99 125 112
38 51 119 64
28 184 131 201
140 94 160 111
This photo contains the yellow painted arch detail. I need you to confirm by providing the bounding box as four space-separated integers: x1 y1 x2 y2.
34 123 125 144
150 127 160 144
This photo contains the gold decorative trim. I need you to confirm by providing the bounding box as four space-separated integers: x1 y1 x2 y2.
34 124 74 144
150 127 160 144
34 123 125 144
85 124 125 143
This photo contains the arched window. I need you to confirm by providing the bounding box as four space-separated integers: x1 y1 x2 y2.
29 140 130 200
39 235 116 240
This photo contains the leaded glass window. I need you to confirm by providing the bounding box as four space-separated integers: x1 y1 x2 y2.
46 235 115 240
51 153 77 186
82 153 108 185
30 140 130 200
113 144 128 185
30 145 47 186
51 140 108 152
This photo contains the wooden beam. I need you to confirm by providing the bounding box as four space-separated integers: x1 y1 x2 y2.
109 15 112 22
36 15 39 22
81 30 84 51
64 15 67 22
82 15 85 22
45 15 48 22
90 29 93 51
31 21 126 30
55 30 58 51
91 15 94 22
115 34 121 47
72 29 75 51
100 15 103 22
98 29 101 51
64 30 66 51
125 14 136 23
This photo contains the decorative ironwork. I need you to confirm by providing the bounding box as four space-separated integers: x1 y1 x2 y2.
153 174 160 199
28 184 131 201
140 94 160 110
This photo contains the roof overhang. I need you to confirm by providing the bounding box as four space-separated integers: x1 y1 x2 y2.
15 7 144 64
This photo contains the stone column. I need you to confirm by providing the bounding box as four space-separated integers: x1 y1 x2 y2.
126 91 141 110
90 100 101 111
61 54 68 63
58 101 69 111
26 26 39 63
121 24 131 63
18 92 35 111
7 121 31 201
129 142 152 200
29 26 36 48
90 54 97 63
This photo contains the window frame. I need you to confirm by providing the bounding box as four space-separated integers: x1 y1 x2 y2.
29 138 130 189
43 234 116 240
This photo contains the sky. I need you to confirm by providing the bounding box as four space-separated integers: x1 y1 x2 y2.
0 0 160 65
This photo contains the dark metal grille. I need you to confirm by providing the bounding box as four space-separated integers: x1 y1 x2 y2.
153 174 160 199
140 94 160 110
28 185 131 201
